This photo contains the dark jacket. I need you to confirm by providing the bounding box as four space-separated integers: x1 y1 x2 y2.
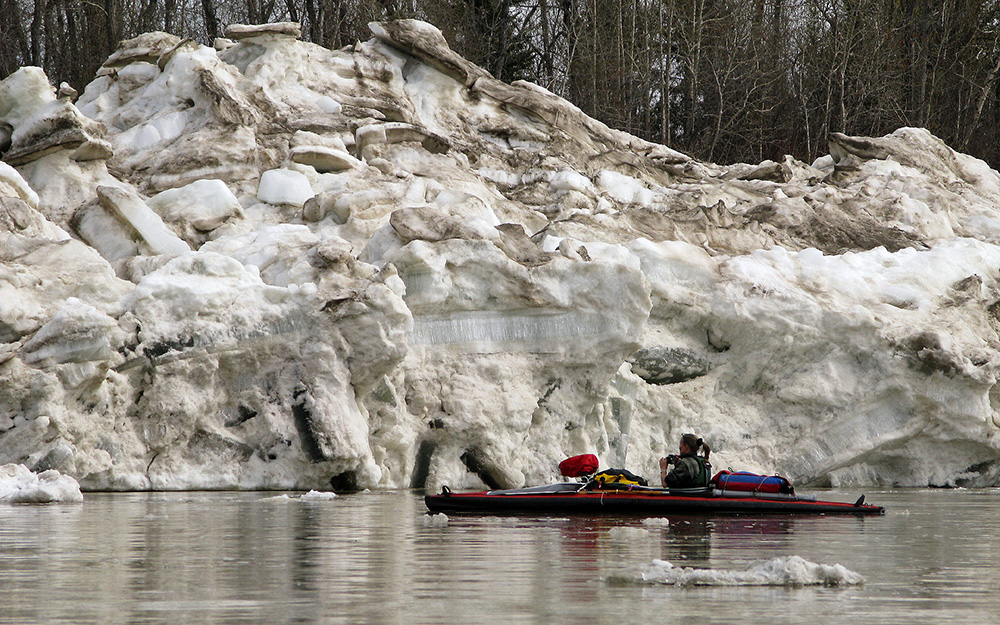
664 453 711 488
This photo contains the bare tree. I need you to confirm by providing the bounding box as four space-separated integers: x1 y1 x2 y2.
7 0 1000 168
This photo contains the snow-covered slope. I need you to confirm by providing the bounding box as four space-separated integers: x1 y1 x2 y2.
2 20 999 490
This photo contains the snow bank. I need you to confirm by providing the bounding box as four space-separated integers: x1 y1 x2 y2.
2 19 1000 492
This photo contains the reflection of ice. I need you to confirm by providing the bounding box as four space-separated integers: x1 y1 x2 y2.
410 309 614 350
607 526 649 542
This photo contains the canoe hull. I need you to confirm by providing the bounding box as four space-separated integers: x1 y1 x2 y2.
425 488 885 516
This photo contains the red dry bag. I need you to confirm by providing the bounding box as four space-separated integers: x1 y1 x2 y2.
559 454 599 478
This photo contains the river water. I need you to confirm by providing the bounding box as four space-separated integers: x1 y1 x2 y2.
1 488 998 625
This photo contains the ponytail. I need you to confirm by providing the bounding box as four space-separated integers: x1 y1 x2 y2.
681 433 711 461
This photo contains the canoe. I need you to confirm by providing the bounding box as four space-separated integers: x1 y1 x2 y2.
424 482 885 516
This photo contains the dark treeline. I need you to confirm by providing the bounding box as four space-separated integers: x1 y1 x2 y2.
4 1 1000 167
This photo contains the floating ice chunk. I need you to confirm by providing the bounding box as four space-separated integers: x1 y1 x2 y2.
329 188 400 223
383 272 406 297
640 518 671 527
723 247 799 296
257 168 314 207
435 189 496 220
620 556 865 587
0 464 83 504
422 513 449 527
300 490 338 501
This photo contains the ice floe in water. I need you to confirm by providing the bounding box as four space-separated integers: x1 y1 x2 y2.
0 464 83 503
260 490 339 502
640 518 672 528
608 556 864 587
300 489 338 500
422 512 449 527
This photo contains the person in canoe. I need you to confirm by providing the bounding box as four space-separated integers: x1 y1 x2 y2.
659 433 712 488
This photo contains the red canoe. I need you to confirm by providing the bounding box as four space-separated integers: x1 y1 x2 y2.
424 482 885 516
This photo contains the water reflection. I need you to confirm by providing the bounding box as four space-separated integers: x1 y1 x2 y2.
1 490 999 625
660 517 714 564
536 514 802 569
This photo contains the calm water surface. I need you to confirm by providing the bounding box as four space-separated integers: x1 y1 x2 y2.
1 488 998 624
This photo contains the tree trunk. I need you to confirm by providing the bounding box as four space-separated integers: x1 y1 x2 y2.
962 40 1000 150
30 0 45 66
305 0 318 43
202 0 219 40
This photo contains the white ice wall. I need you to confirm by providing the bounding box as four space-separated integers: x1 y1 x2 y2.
2 21 999 491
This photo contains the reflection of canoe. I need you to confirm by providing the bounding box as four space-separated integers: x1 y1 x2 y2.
424 482 885 516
